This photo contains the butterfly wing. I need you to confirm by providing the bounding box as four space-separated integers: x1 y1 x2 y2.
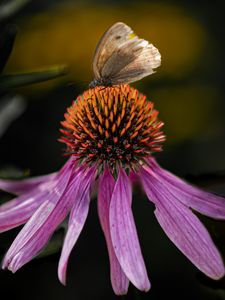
107 42 161 84
93 22 133 79
92 22 161 84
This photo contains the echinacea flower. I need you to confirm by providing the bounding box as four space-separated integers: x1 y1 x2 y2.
0 84 225 295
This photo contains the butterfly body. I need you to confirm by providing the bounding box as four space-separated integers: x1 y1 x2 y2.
90 22 161 87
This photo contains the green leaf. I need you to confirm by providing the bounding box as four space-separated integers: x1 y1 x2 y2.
36 230 64 259
0 65 68 90
0 95 26 137
0 165 30 179
0 0 30 21
197 272 225 291
0 24 18 73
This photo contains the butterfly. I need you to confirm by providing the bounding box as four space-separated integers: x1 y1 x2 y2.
89 22 161 88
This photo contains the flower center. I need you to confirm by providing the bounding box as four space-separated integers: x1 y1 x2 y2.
60 84 165 172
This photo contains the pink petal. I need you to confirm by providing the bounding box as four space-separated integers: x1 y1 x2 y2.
2 158 76 272
0 159 73 232
98 169 129 295
109 168 150 291
0 158 73 215
147 158 225 220
0 176 56 213
141 167 225 279
0 173 56 195
0 189 49 232
58 167 95 285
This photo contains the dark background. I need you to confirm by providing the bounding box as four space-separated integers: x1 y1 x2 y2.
0 0 225 299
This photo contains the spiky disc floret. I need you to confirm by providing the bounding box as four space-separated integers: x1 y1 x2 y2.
60 84 165 172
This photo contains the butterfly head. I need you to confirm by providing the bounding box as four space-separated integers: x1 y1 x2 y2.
89 77 113 89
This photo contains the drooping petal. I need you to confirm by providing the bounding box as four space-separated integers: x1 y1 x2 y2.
147 158 225 220
129 171 139 184
58 167 95 285
0 173 56 195
98 169 129 295
0 189 49 232
0 159 74 232
0 157 74 214
141 167 225 279
109 169 150 291
0 176 56 213
2 158 76 272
